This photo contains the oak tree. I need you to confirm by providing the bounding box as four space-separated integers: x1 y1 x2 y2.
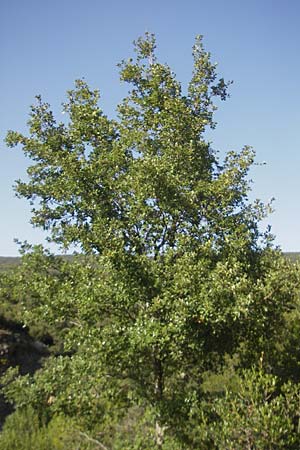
5 33 299 447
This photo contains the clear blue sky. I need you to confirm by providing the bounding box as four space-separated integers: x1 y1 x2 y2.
1 0 300 256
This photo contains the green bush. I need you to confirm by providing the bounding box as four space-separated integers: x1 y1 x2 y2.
189 369 300 449
0 407 100 450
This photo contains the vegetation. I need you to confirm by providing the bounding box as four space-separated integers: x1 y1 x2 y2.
1 33 300 448
0 258 21 273
284 252 300 262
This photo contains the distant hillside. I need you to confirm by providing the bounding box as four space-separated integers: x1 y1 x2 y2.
0 255 74 272
0 257 21 272
284 252 300 262
1 253 300 272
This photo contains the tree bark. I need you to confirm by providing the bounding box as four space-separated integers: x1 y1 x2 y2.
154 356 165 449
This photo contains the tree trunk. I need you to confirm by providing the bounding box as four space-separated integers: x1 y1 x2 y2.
154 356 165 449
155 420 164 449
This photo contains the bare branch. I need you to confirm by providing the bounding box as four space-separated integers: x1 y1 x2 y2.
78 431 110 450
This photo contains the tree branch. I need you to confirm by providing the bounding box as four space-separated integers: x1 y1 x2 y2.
78 431 109 450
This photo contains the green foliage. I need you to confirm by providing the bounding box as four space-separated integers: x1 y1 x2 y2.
3 246 298 429
0 245 70 346
265 288 300 383
0 406 103 450
189 369 300 449
6 34 253 258
3 33 300 448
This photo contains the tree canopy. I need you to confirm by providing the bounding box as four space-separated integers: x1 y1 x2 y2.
6 33 262 257
3 33 300 449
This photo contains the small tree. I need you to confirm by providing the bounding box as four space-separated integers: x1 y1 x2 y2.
5 34 299 447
